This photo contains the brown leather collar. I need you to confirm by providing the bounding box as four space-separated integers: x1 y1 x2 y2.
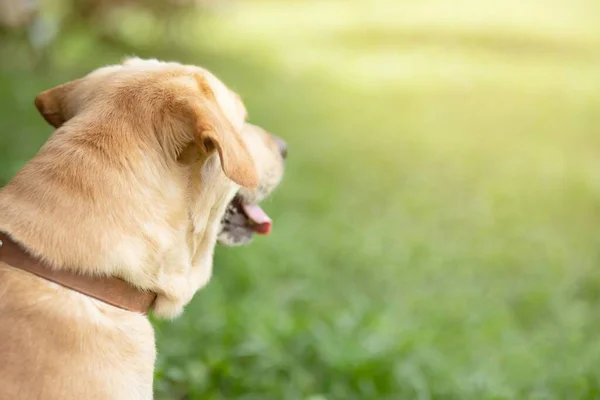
0 232 156 314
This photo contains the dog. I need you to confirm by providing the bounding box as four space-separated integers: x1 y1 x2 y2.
0 57 286 399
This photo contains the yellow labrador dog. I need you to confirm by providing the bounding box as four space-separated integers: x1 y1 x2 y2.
0 58 286 399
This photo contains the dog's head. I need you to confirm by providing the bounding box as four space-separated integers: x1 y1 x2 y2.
34 57 286 248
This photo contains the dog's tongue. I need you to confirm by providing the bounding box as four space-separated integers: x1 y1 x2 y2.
241 204 272 235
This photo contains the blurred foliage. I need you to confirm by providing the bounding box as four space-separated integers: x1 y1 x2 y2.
2 0 600 399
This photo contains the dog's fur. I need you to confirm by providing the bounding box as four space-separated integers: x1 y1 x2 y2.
0 58 284 399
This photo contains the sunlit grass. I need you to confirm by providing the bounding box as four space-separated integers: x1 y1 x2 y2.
196 0 600 89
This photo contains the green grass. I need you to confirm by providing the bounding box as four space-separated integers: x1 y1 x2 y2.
2 0 600 398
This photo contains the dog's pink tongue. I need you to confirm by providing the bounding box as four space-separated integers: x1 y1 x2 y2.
241 204 272 235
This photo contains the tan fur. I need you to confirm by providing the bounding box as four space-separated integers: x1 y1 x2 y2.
0 58 284 399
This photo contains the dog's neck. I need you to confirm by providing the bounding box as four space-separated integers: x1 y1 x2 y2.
0 121 232 318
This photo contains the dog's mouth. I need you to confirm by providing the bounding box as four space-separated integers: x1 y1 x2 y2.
231 196 273 235
218 195 272 246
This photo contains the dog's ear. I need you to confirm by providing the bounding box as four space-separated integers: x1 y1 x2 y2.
187 76 258 189
34 79 83 129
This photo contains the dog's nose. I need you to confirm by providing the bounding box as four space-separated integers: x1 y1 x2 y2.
274 136 288 160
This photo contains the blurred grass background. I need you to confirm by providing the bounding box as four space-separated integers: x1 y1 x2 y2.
2 0 600 398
